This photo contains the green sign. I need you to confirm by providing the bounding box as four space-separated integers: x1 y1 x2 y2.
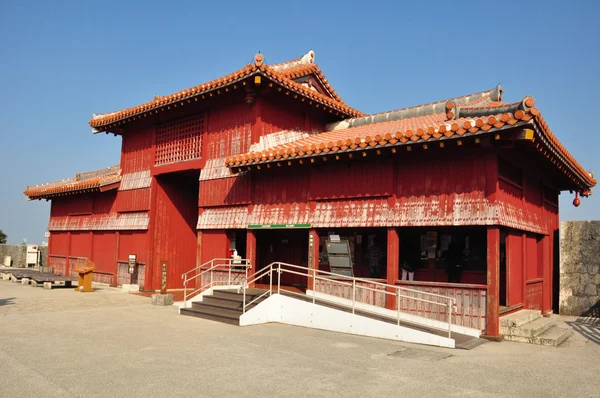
248 224 311 229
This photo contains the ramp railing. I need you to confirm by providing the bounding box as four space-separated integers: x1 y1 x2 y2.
241 262 456 339
181 258 251 306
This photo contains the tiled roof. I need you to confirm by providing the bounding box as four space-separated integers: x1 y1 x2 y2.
25 165 121 199
89 50 362 130
225 89 596 190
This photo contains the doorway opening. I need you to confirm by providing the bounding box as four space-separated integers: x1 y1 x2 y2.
152 170 199 289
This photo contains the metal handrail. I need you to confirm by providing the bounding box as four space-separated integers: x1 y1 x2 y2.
181 258 251 306
240 262 455 339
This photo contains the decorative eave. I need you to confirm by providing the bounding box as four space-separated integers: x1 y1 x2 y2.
89 51 363 133
24 165 121 200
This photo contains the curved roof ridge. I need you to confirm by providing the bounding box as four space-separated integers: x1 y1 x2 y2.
327 86 503 131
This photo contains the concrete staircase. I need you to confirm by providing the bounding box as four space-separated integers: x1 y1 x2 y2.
179 289 266 325
500 309 573 346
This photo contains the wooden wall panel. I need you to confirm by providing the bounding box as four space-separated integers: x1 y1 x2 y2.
200 230 230 264
204 102 252 159
115 188 152 212
507 233 524 306
253 169 309 205
309 160 393 200
118 231 148 263
198 176 251 207
93 191 117 214
70 232 93 258
121 125 154 173
526 234 540 280
50 232 70 255
92 231 117 273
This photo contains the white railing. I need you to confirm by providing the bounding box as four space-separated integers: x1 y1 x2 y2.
182 258 251 306
240 262 456 339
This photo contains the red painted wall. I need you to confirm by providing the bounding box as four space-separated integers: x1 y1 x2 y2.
92 232 118 272
50 232 70 254
204 102 252 159
118 231 148 263
121 123 154 173
198 176 251 207
70 232 93 258
200 230 229 263
506 232 524 306
115 189 151 212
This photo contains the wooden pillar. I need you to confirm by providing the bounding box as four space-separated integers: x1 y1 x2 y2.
486 226 501 337
246 230 257 286
308 229 319 291
386 227 400 310
195 230 203 291
522 233 527 307
542 234 552 315
115 231 120 286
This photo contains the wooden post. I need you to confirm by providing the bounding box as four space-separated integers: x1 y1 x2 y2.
486 226 501 337
308 229 319 292
542 234 552 315
246 229 257 287
522 232 527 308
386 227 400 310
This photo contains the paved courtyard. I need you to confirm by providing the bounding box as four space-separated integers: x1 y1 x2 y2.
1 281 599 398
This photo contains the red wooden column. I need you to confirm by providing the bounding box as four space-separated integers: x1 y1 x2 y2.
246 230 257 286
307 229 320 292
542 234 552 315
386 227 400 310
486 226 501 337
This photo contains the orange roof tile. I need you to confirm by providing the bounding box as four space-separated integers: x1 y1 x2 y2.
225 90 596 190
89 51 362 130
25 165 121 199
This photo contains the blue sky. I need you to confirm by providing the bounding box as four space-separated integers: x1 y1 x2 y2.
1 0 599 244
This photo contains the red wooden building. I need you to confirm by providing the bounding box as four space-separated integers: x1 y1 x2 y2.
25 50 595 336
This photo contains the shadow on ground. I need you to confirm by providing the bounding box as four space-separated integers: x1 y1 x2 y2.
567 300 600 345
0 297 16 306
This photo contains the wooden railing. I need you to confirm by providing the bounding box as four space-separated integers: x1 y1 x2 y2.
48 254 115 285
395 280 488 332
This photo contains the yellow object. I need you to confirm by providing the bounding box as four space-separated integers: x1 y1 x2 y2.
74 259 96 293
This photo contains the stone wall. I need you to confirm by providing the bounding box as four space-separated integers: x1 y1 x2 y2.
559 221 600 315
0 244 48 268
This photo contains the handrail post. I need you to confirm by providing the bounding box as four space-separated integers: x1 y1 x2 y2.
277 263 281 295
448 301 452 339
352 279 356 314
312 270 316 304
228 260 232 287
269 264 273 295
397 290 400 326
243 280 247 314
183 280 187 308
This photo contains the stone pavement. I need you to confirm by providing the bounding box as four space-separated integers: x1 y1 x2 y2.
1 281 599 398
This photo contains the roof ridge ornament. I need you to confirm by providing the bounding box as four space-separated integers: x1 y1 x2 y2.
254 53 264 67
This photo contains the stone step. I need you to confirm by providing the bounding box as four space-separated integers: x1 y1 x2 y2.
504 324 573 346
500 309 541 328
212 289 267 302
179 307 239 325
501 316 556 337
201 295 261 310
535 325 573 347
189 302 243 318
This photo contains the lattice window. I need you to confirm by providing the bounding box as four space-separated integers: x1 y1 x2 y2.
155 114 204 165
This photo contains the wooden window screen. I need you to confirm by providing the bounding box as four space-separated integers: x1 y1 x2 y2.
155 114 204 165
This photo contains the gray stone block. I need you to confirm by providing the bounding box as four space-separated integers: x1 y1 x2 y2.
43 282 52 290
31 280 39 287
21 278 30 285
122 284 140 293
151 294 173 306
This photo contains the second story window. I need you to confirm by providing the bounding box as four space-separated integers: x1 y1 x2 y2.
155 114 204 165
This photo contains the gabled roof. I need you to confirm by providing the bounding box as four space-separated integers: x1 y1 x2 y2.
89 50 362 131
24 165 121 200
225 87 596 192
